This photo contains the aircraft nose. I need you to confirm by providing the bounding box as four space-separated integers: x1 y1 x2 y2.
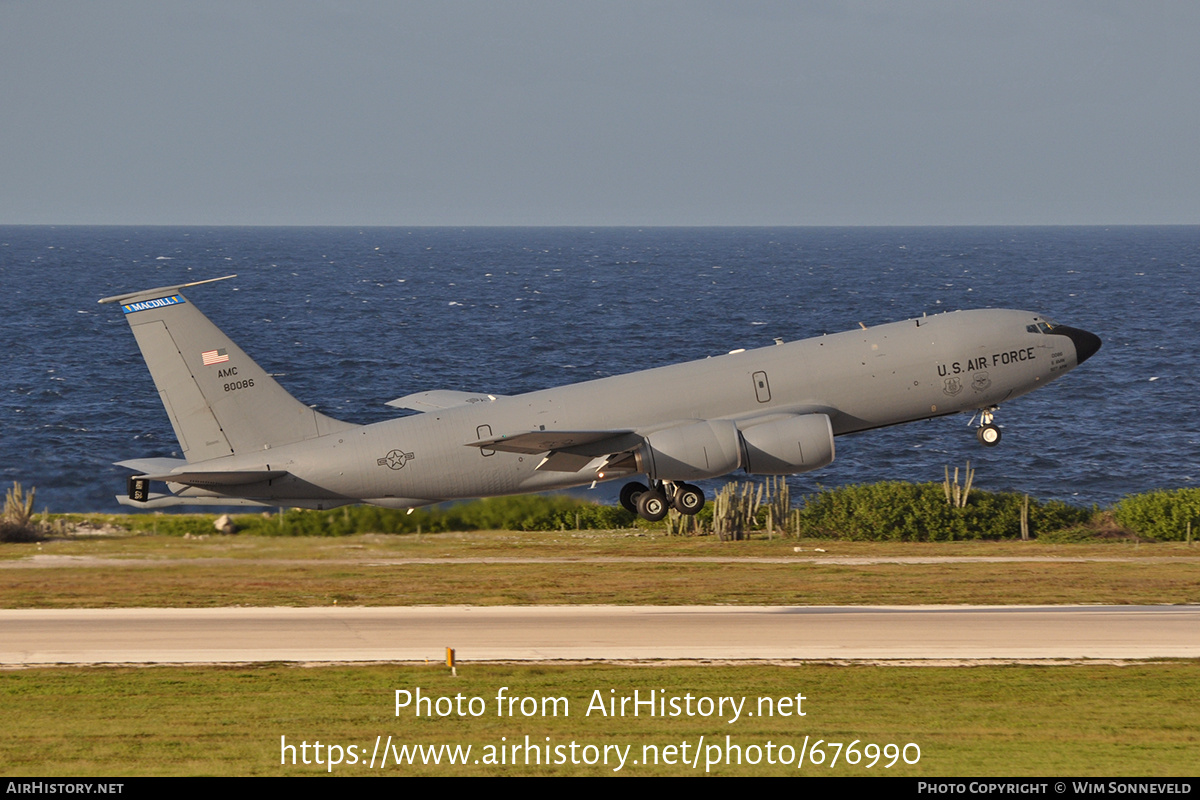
1054 325 1102 365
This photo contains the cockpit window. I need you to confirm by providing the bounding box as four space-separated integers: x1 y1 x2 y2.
1026 320 1059 334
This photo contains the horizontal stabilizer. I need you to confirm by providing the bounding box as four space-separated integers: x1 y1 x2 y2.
387 390 505 411
98 274 238 306
116 493 357 510
467 429 641 456
139 470 288 487
115 457 189 474
115 493 275 509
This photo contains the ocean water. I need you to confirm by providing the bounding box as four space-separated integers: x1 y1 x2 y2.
0 226 1196 512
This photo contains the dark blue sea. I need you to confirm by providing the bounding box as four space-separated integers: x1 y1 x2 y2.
1 226 1196 512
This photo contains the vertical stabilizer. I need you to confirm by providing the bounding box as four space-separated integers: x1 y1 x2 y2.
100 276 355 462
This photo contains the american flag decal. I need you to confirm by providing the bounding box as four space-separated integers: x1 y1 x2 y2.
201 348 230 366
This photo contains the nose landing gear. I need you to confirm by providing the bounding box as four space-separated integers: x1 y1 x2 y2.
974 406 1002 447
620 480 706 521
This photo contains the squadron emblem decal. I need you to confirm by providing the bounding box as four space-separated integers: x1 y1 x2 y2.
378 449 415 470
942 377 963 396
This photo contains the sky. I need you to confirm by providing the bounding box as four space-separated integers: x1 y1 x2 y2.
2 1 1198 226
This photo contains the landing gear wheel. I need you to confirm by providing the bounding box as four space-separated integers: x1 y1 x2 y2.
673 483 705 515
977 424 1001 447
636 491 669 522
619 482 649 514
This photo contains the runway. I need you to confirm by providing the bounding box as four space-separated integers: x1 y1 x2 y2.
1 605 1196 664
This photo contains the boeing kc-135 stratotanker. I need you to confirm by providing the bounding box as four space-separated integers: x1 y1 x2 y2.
100 275 1101 520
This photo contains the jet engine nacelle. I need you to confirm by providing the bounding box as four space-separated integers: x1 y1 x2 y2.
637 419 743 481
740 414 835 475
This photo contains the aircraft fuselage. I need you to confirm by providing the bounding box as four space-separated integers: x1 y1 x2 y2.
163 308 1095 509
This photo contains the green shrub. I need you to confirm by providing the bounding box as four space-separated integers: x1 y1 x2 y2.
794 482 1091 541
122 514 219 537
1112 488 1200 541
35 483 1199 542
1035 526 1104 544
228 495 637 537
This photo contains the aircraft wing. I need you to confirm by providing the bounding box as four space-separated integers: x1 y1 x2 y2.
387 390 506 411
466 429 644 474
466 411 844 475
467 429 640 455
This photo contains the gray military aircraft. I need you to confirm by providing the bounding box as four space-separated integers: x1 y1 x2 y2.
100 275 1100 519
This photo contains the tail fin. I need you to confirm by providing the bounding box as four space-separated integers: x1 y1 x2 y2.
100 275 354 462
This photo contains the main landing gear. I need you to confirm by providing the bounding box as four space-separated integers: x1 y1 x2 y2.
620 480 706 521
975 406 1002 447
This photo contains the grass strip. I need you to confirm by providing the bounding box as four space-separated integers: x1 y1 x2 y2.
4 533 1199 607
6 529 1198 561
2 663 1197 777
3 559 1200 608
